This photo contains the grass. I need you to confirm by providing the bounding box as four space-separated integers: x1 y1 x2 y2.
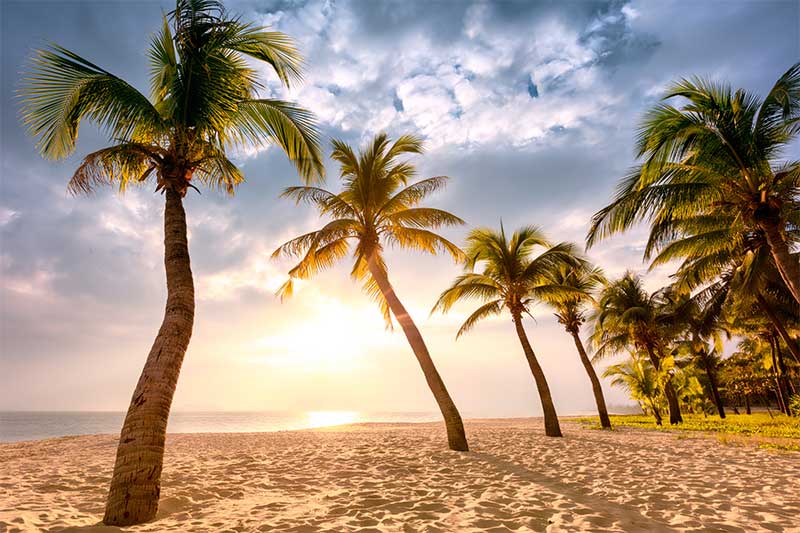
576 413 800 452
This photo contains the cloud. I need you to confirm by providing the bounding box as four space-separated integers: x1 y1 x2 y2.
1 0 797 413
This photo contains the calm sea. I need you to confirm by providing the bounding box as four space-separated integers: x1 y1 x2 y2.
0 411 441 443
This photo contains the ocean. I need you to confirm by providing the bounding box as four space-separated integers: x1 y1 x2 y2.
0 411 442 443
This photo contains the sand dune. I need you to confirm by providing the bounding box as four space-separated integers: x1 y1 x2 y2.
1 419 798 532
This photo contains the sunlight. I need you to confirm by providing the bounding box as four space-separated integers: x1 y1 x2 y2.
305 411 359 428
250 295 395 371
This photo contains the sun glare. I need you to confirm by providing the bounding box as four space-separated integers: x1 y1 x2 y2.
306 411 359 428
251 295 396 371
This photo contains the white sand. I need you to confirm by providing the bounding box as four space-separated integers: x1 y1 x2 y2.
1 419 798 532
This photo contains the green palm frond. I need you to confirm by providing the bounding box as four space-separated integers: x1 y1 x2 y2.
21 45 164 160
222 24 304 87
148 15 178 104
231 99 323 182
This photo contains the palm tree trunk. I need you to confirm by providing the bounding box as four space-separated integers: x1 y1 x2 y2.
104 188 195 526
704 364 726 419
512 312 562 437
697 348 725 418
769 335 788 414
366 257 468 451
644 346 683 424
568 328 611 428
757 293 800 364
650 400 663 426
759 219 800 305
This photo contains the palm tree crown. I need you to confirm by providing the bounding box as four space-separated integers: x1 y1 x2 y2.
21 0 324 196
587 64 800 303
541 263 605 334
432 225 580 337
274 133 464 325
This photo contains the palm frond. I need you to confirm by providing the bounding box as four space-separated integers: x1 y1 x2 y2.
231 99 323 182
21 45 164 159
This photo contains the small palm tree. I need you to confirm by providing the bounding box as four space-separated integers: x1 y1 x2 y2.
433 225 580 437
273 133 469 451
541 263 612 428
20 0 323 525
592 274 684 425
604 354 664 424
587 63 800 304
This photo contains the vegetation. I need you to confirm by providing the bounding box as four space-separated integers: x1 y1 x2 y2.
273 133 469 451
20 0 322 525
578 414 800 451
592 274 685 425
587 63 800 304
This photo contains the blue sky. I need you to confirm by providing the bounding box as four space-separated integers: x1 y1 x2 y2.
1 0 798 415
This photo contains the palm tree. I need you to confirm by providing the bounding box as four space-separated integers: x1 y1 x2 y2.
20 0 323 525
433 225 580 437
592 274 684 424
604 354 664 424
273 133 469 451
587 63 800 304
541 263 612 428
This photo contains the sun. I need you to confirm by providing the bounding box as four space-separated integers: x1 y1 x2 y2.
250 294 397 371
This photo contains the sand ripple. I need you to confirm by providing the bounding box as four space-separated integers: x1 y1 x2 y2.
0 419 798 532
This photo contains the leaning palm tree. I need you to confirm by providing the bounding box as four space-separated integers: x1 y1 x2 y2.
541 263 612 428
587 63 800 304
433 225 580 437
20 0 323 525
592 274 684 425
273 133 469 451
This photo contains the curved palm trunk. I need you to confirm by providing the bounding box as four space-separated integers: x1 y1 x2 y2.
760 219 800 305
757 293 800 364
644 345 683 425
104 188 195 526
366 257 468 451
512 313 562 437
568 328 611 428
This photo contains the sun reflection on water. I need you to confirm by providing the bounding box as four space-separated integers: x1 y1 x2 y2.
305 411 359 428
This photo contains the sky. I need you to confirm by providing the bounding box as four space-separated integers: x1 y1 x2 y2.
1 0 798 416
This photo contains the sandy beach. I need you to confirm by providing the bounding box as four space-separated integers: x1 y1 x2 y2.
1 419 798 532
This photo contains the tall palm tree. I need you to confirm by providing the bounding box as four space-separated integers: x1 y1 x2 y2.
433 225 580 437
587 63 800 304
273 133 469 451
20 0 323 525
592 274 684 425
604 354 663 424
541 263 612 428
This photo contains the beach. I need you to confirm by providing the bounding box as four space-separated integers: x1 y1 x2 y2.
1 418 798 532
